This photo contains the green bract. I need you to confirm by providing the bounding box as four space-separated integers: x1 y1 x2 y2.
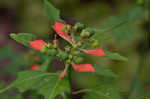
41 46 48 54
58 51 68 60
62 26 67 33
85 28 95 36
92 40 99 48
75 22 86 32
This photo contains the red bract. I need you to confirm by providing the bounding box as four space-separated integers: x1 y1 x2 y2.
53 21 72 43
72 63 95 72
82 48 106 56
59 72 66 79
29 40 46 51
31 64 40 70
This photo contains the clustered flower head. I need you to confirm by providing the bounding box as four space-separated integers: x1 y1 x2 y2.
29 21 106 78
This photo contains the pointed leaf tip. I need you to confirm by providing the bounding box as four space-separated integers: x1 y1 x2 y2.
53 21 72 43
72 63 95 72
10 33 37 47
29 40 47 51
83 48 106 56
10 33 16 37
44 0 65 25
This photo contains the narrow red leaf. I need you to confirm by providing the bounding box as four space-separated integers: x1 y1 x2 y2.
53 21 72 43
59 72 66 79
30 64 40 70
72 63 95 72
82 48 106 56
29 40 46 51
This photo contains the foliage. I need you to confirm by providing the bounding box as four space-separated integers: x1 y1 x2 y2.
1 0 148 99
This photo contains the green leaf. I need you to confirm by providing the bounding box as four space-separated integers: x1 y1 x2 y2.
10 33 37 47
0 70 58 93
83 85 122 99
93 65 117 77
100 6 144 41
93 33 112 42
122 6 144 22
37 77 70 99
44 0 65 25
0 82 4 89
103 16 131 41
104 50 128 61
0 70 70 99
37 57 52 72
14 94 23 99
139 96 150 99
0 45 13 59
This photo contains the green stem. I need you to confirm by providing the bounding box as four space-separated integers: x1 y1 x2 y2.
61 92 67 99
127 53 145 99
94 20 128 33
68 64 72 98
72 89 90 95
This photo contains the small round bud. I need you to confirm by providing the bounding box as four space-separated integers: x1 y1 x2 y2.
47 49 57 56
65 46 71 52
92 40 99 48
80 28 95 38
69 55 73 59
53 39 59 48
41 46 47 53
77 42 82 47
73 56 84 64
71 50 80 55
58 51 68 60
80 30 88 38
86 28 95 36
71 48 77 55
47 43 53 49
74 22 85 32
66 59 71 64
66 25 71 31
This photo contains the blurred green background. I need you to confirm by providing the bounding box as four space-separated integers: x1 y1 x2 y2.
0 0 150 99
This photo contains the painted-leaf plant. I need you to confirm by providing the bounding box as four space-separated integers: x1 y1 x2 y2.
0 0 128 99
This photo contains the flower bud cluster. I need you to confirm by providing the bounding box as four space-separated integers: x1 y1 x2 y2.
29 21 106 78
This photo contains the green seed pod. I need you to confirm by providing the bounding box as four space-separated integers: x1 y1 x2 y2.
75 22 85 32
47 49 57 56
58 51 68 60
71 48 77 55
92 40 99 48
66 59 71 64
47 43 53 49
62 26 67 33
80 30 89 38
73 56 84 64
66 25 71 31
86 28 95 36
41 46 47 54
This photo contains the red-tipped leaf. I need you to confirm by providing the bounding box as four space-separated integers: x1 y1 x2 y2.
72 63 95 72
29 40 46 51
30 64 40 70
53 21 72 43
82 48 106 56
